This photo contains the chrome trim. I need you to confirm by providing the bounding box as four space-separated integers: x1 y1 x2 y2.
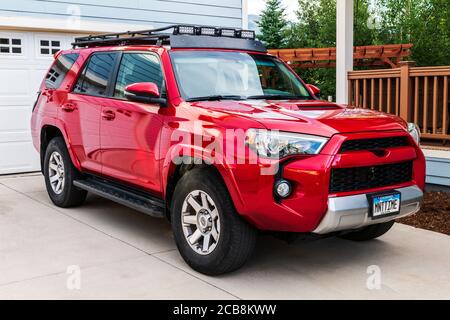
313 186 423 234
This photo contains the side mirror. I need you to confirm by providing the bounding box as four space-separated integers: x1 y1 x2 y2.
307 84 321 98
124 82 167 106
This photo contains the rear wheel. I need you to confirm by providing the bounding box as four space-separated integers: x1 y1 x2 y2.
171 168 257 275
43 137 87 207
339 221 395 241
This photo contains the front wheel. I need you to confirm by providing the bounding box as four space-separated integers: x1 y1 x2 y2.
171 168 257 275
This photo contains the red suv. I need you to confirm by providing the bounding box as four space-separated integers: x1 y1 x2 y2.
31 25 425 275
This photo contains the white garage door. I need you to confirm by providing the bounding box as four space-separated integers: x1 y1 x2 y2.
0 31 75 174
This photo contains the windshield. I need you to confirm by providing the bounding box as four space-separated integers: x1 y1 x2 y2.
170 51 311 101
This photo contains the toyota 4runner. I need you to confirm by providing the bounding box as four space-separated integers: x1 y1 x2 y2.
31 25 425 275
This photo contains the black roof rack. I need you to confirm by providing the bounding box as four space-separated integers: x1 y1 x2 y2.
72 25 267 53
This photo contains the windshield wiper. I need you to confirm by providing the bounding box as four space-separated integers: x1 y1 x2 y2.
186 94 311 102
245 94 310 100
186 95 245 102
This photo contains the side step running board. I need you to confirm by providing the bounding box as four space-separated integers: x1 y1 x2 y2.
73 177 165 218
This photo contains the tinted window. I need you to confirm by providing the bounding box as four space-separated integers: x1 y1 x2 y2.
45 53 79 89
114 53 164 99
170 51 311 100
74 53 117 96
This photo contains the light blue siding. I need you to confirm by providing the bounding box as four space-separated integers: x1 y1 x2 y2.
0 0 243 29
426 157 450 186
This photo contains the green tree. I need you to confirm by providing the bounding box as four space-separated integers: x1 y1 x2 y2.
270 0 450 98
257 0 289 48
288 0 336 99
373 0 450 66
354 0 376 46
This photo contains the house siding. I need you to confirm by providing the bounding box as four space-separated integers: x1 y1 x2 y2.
0 0 243 31
426 157 450 186
423 149 450 186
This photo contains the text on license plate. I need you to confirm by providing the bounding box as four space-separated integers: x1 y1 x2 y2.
372 193 401 217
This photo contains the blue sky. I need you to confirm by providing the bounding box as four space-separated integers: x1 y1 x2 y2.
248 0 299 21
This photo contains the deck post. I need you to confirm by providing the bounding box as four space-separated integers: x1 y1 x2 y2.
336 0 354 104
242 0 249 29
399 61 415 122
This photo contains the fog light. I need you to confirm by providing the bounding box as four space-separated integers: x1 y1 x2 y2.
275 180 292 198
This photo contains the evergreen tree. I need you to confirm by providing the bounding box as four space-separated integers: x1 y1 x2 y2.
257 0 289 48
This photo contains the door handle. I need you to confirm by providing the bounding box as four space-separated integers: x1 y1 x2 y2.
42 89 55 102
42 89 54 96
61 103 77 112
101 110 116 121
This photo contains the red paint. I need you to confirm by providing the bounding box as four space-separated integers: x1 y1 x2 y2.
306 84 321 97
31 44 426 233
125 82 160 97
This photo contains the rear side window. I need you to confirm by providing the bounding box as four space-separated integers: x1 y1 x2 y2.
45 53 79 89
114 53 164 99
74 52 117 96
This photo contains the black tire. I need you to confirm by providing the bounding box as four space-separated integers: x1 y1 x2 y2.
171 167 257 275
339 221 395 241
43 137 87 208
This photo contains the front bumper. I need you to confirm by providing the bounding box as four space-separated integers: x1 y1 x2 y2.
313 185 423 234
226 131 425 233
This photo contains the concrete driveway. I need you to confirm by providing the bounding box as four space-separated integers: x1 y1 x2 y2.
1 173 449 300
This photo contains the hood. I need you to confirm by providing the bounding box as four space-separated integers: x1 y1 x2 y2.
190 99 407 137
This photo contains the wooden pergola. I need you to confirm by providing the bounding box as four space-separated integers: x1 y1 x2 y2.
269 44 413 69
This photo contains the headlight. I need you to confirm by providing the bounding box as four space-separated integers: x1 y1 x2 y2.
246 129 328 159
407 123 420 145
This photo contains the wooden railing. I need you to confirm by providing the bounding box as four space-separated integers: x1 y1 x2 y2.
348 62 450 142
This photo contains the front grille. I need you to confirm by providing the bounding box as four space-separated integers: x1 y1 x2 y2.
339 137 409 152
330 161 413 193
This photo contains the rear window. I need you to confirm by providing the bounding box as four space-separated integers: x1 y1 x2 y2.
73 52 117 96
45 53 79 89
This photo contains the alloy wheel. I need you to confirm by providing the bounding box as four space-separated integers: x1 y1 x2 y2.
48 151 65 195
181 190 220 255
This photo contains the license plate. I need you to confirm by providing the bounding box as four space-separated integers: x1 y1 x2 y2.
368 191 401 219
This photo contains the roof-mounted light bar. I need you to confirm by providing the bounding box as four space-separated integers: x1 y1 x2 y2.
199 27 217 36
72 25 260 49
219 28 236 37
239 30 256 40
173 25 255 40
176 25 196 35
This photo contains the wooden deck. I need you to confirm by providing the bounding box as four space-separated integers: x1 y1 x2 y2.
348 64 450 143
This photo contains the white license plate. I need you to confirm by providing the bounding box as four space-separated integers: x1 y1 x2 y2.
369 192 401 219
